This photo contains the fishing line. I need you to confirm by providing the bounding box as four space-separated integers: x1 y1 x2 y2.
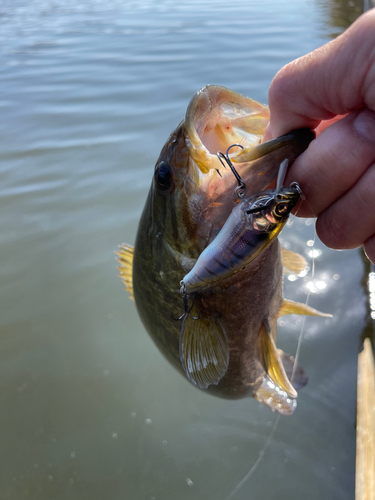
225 194 318 500
290 197 317 384
286 181 305 225
225 414 280 500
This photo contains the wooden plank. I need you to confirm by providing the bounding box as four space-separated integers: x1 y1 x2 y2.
356 338 375 500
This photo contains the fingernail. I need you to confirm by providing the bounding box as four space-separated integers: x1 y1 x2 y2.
353 108 375 144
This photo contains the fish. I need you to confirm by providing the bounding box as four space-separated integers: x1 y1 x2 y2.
117 85 330 415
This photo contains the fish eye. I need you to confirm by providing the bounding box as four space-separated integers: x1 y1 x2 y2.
274 202 289 217
154 161 172 190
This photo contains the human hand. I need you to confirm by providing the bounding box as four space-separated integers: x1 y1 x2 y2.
265 8 375 264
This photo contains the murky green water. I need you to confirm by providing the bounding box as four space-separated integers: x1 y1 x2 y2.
0 0 366 499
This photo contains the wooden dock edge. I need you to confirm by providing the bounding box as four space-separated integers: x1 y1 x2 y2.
356 338 375 500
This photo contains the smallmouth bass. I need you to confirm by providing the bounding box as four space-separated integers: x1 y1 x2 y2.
117 85 330 415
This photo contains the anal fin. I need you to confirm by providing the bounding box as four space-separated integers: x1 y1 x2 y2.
116 244 134 301
278 299 332 318
180 305 229 390
257 322 297 399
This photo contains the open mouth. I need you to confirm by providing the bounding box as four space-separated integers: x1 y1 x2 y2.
185 85 269 175
184 85 315 204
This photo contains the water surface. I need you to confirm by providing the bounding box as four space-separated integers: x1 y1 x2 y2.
0 0 365 499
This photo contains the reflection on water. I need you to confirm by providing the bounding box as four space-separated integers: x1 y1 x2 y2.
369 272 375 320
360 253 375 347
315 0 363 37
0 1 365 499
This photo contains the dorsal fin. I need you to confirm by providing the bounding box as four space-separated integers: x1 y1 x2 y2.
257 322 297 398
278 299 332 318
116 244 134 301
180 304 229 390
281 248 307 274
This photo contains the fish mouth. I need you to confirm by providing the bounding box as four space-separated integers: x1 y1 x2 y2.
185 85 269 174
184 85 314 200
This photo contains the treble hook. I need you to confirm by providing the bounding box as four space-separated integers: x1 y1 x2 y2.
216 143 247 199
172 282 199 321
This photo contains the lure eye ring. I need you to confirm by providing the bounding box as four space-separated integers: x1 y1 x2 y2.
154 161 172 191
274 202 289 217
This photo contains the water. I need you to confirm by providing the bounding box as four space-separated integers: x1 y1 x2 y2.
0 0 365 498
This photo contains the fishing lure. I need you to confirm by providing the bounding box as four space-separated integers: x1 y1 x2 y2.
180 155 302 294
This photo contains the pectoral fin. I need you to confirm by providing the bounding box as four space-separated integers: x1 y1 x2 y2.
278 299 332 318
281 248 307 274
257 322 297 398
180 306 229 390
116 244 134 301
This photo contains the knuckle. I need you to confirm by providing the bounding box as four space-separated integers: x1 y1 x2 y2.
316 210 353 250
268 64 294 104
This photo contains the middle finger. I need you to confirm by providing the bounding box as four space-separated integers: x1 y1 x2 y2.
284 107 375 218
